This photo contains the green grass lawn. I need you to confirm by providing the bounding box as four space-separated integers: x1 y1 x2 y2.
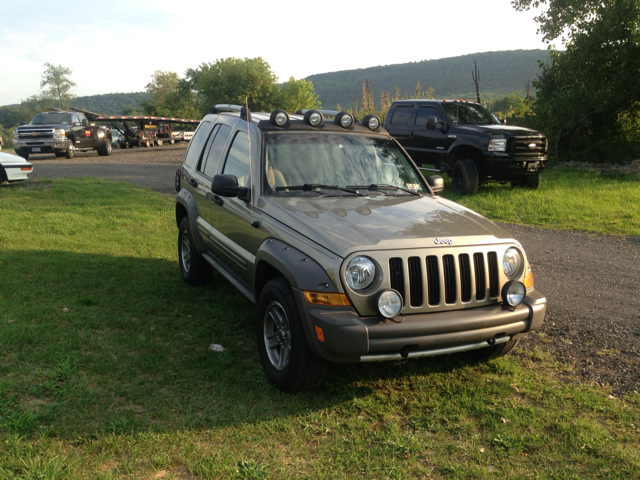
1 177 639 479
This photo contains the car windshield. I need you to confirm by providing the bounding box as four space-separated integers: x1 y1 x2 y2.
263 133 425 195
29 113 70 125
441 103 500 125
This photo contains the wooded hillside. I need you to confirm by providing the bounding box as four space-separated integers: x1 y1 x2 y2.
306 50 550 109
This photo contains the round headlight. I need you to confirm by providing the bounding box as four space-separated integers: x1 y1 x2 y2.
503 247 523 279
368 116 380 130
378 289 403 319
502 280 526 307
345 256 376 291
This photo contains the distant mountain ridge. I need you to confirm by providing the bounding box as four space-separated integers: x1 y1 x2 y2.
305 49 551 110
70 92 149 115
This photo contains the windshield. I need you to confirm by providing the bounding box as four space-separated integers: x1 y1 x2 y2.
29 113 71 125
441 103 499 125
263 133 425 195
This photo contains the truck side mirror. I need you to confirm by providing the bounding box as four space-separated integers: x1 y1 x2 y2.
427 175 444 195
211 174 249 199
426 116 446 133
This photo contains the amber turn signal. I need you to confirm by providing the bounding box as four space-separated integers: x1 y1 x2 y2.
524 271 534 289
303 291 351 306
314 325 325 342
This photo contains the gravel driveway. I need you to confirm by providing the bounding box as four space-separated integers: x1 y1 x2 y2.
19 146 640 396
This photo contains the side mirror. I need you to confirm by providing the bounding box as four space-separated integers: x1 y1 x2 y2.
211 174 248 198
427 175 444 195
426 116 446 133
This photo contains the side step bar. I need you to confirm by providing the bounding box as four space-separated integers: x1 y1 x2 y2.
359 336 511 362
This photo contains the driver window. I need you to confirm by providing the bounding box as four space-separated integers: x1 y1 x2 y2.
71 114 80 125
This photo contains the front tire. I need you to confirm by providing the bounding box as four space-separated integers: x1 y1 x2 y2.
452 159 479 195
98 140 112 157
257 278 328 392
178 218 212 285
65 139 75 159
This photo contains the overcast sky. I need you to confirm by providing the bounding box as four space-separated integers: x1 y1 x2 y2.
0 0 549 106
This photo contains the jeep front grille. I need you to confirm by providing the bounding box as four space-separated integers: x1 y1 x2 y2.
388 250 501 313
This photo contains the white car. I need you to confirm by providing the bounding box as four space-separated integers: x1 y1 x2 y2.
0 151 33 183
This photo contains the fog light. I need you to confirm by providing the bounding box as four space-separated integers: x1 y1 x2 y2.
502 281 526 308
336 112 354 128
361 114 380 131
270 109 290 127
378 289 403 319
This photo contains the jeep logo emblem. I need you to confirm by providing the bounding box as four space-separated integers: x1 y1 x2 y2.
434 237 453 245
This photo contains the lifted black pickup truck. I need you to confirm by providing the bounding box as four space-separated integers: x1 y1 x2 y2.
13 111 112 160
384 100 548 195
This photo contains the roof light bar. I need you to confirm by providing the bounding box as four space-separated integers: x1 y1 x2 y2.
361 114 381 131
270 109 290 127
303 110 324 127
335 111 354 128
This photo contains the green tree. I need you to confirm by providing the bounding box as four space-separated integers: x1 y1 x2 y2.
39 63 77 109
145 70 180 106
19 95 55 122
189 57 281 115
279 77 321 112
513 0 640 160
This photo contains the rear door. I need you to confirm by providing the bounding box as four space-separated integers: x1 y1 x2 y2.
385 104 420 161
410 105 453 167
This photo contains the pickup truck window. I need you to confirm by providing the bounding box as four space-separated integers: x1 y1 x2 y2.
201 124 232 178
388 105 413 126
414 106 442 127
30 113 70 125
442 103 499 126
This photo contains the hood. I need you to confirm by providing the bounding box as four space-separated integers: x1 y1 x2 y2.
458 124 544 137
259 194 512 257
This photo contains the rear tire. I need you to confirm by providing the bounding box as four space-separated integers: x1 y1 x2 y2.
451 159 479 195
257 278 328 392
511 174 540 189
178 218 212 285
98 139 112 156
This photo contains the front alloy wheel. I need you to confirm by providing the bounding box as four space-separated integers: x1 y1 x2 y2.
263 301 292 370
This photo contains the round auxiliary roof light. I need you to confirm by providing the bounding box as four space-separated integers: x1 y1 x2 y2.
336 111 354 128
378 289 403 319
270 109 290 127
303 109 324 127
502 280 526 308
361 114 381 131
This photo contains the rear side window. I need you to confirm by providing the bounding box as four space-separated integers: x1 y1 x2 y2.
222 132 251 187
414 106 442 127
389 105 414 126
201 124 232 178
183 121 212 169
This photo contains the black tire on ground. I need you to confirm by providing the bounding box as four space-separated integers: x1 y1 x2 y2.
511 173 540 189
97 139 113 157
468 337 520 361
157 140 163 146
144 141 150 148
54 152 65 158
0 166 7 183
65 139 75 159
256 278 328 392
451 159 479 195
178 217 212 285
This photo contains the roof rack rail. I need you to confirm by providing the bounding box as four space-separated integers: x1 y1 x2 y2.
296 109 342 117
209 104 252 121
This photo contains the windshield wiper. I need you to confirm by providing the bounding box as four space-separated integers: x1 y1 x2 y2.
346 184 420 196
276 184 363 196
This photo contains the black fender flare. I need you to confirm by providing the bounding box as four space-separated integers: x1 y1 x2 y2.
175 187 207 253
254 238 337 298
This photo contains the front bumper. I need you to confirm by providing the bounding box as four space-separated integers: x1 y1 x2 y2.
13 138 67 154
481 151 548 180
295 288 546 363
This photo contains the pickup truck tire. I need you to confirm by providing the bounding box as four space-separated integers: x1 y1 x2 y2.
257 278 328 392
178 218 212 285
170 139 175 145
511 174 540 189
98 140 112 157
144 141 150 148
65 140 75 159
55 152 65 158
452 160 479 196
